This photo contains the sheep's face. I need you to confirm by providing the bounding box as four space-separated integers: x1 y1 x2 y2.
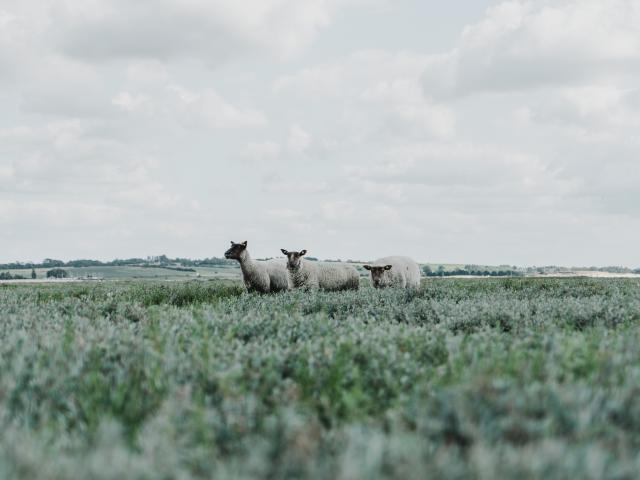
363 264 392 288
225 241 247 260
281 249 306 271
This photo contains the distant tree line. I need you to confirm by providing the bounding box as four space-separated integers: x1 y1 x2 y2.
523 265 637 275
46 268 69 279
423 265 523 277
0 272 26 280
140 265 196 272
422 264 640 277
0 255 236 270
0 268 37 280
577 266 635 274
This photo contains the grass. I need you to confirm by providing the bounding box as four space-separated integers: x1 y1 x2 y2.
1 278 640 479
5 265 241 280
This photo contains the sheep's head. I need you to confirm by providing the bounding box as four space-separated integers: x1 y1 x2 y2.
225 241 247 260
363 264 392 288
281 249 306 271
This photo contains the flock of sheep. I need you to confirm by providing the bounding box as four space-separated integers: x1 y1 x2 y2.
224 241 421 293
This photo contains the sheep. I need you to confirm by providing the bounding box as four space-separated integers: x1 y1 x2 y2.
280 249 360 291
224 241 290 293
363 256 421 289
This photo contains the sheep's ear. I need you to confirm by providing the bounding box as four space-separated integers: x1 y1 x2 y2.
363 265 372 271
281 249 288 255
384 265 393 270
300 250 307 256
241 241 248 247
230 241 234 245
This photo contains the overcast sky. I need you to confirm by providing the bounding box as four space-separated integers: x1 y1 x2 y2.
2 0 640 266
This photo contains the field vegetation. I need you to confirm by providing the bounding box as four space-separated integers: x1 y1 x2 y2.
1 278 640 478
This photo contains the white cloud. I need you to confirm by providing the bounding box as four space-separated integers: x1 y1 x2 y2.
16 56 109 117
240 141 281 163
112 92 153 114
0 164 15 181
276 50 429 95
0 120 184 210
0 199 122 228
287 124 312 154
276 50 455 141
263 177 331 194
111 85 267 129
274 64 344 95
525 85 640 131
0 114 210 260
170 85 268 129
423 0 640 98
321 200 356 222
347 141 575 207
168 85 267 129
0 8 36 81
352 179 407 203
41 0 371 63
124 60 171 88
266 208 305 220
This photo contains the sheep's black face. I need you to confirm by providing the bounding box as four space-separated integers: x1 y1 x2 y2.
225 241 247 260
363 265 392 288
281 249 306 271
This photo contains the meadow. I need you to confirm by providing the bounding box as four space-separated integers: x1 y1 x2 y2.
6 264 241 281
2 277 640 479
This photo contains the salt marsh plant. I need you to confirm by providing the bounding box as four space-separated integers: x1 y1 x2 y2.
1 278 640 479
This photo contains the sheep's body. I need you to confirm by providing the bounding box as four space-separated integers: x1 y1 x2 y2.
238 255 290 293
225 241 290 293
288 260 360 291
369 256 421 289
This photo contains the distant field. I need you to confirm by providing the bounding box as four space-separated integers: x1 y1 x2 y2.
6 264 241 281
6 263 638 284
4 262 372 283
2 277 640 478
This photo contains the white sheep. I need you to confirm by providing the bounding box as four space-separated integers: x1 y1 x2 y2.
363 256 421 289
224 241 290 293
280 249 360 291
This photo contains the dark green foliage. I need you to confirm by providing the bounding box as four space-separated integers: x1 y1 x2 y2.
46 268 69 278
423 265 523 277
0 255 235 271
0 272 26 280
1 278 640 479
140 265 197 272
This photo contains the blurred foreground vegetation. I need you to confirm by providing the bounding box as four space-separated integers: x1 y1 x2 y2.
2 278 640 479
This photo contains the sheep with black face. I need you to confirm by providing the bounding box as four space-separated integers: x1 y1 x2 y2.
363 256 421 289
280 249 359 291
224 241 290 293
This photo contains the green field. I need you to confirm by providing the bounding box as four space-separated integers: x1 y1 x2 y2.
3 262 514 282
7 265 241 280
2 278 640 479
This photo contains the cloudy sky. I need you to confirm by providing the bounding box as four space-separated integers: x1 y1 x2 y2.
1 0 640 266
